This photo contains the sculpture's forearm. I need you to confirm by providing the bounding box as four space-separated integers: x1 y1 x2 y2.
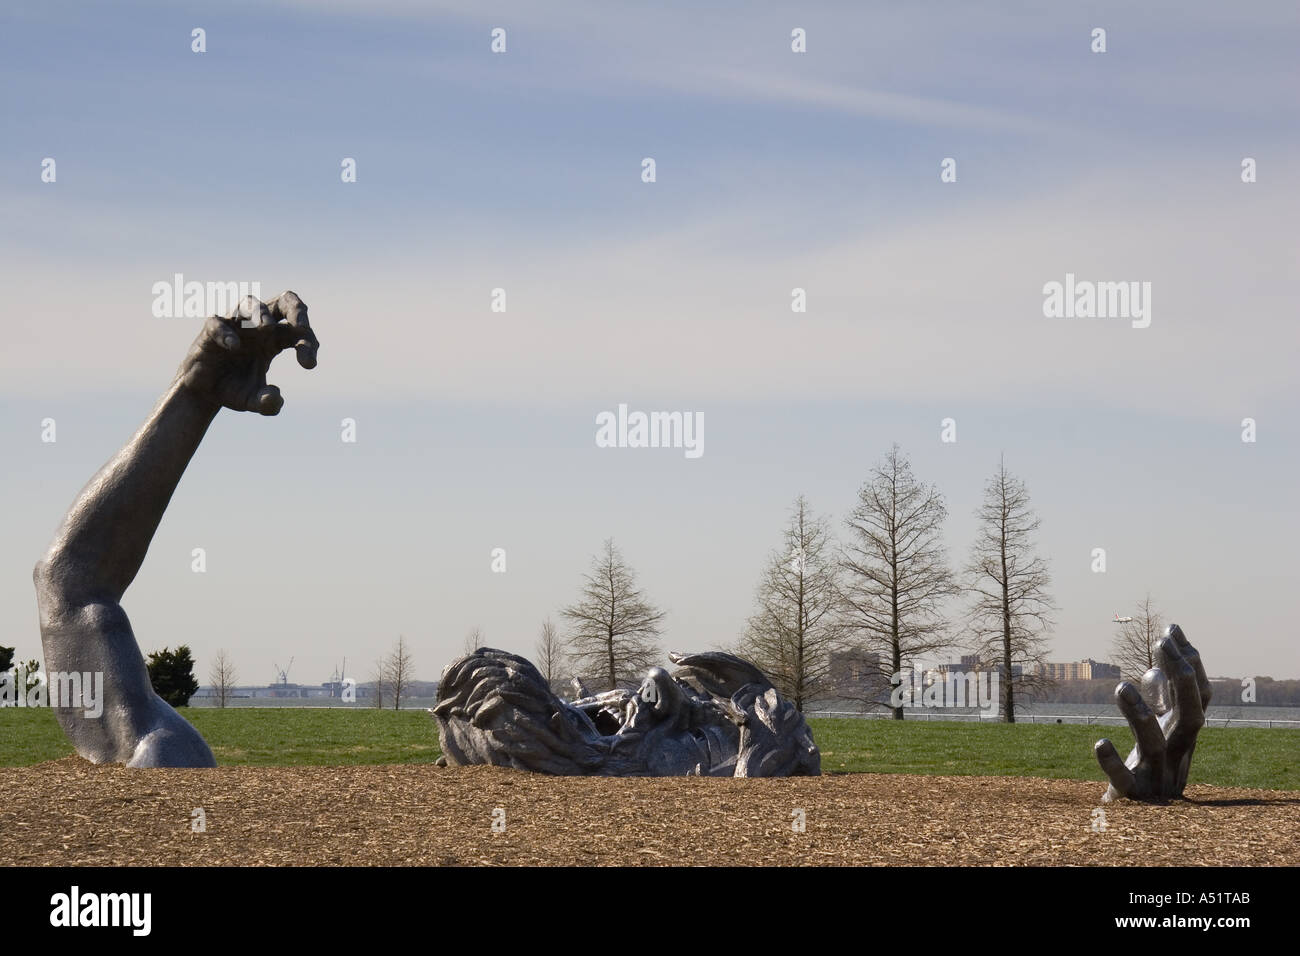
37 377 219 611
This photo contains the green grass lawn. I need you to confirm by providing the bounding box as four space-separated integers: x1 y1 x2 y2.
810 717 1298 790
0 708 439 767
1 708 1295 790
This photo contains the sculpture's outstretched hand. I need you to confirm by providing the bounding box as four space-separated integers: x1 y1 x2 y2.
1094 624 1212 802
178 291 319 415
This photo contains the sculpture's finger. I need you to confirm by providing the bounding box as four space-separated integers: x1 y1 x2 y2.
265 292 317 369
248 384 283 416
1158 635 1205 764
273 319 319 369
295 327 318 369
1158 634 1204 726
230 295 271 329
1169 624 1212 709
1140 667 1171 715
1117 681 1164 757
203 315 241 352
1095 738 1136 798
266 291 307 333
266 290 307 326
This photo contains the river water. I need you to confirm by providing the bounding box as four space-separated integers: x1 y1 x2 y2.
808 700 1300 728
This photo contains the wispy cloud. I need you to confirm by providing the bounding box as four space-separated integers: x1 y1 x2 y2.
6 159 1294 423
658 65 1062 134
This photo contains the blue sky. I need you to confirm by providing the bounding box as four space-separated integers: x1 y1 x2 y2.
1 1 1297 687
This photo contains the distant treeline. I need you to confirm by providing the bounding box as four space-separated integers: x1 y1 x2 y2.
1033 677 1300 707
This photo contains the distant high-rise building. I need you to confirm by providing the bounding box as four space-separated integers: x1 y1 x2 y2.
829 647 882 694
1038 659 1121 681
936 656 1020 677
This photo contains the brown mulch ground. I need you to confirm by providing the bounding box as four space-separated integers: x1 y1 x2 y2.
2 758 1296 866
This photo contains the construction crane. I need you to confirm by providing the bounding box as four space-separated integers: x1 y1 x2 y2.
272 657 295 687
329 658 348 697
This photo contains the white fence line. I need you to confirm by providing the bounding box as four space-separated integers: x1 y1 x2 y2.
811 710 1300 729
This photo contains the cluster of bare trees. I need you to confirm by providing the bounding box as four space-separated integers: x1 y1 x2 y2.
535 447 1058 722
535 448 1060 722
371 635 415 709
734 446 1057 722
334 448 1158 723
199 448 1111 724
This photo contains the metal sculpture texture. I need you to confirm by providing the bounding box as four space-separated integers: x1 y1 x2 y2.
32 293 319 767
1094 624 1211 802
433 647 821 777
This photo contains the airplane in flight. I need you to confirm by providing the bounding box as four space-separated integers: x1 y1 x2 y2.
1113 613 1134 623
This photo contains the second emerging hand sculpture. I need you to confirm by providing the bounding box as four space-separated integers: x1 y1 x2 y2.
434 648 821 776
1094 624 1211 803
33 293 319 767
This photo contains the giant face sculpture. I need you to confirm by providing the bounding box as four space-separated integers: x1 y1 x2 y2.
433 648 821 777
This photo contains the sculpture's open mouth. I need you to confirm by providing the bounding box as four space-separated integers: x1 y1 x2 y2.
565 685 642 736
580 703 626 737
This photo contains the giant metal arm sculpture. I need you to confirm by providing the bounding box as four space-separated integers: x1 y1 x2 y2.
33 293 318 768
1094 624 1211 802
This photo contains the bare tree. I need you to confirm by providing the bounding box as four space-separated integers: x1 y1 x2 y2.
207 648 238 709
383 635 415 710
964 456 1055 722
369 657 386 709
462 626 485 657
534 617 566 692
735 496 842 712
839 444 959 719
561 538 665 690
1111 594 1164 682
